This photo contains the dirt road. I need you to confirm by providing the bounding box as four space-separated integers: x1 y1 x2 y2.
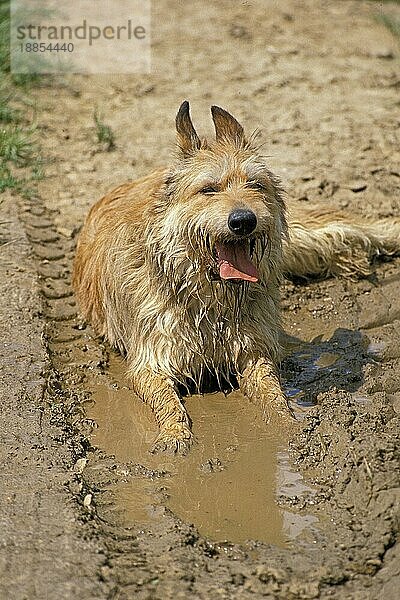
1 1 400 598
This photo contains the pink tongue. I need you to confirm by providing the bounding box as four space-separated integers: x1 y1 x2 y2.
215 242 259 282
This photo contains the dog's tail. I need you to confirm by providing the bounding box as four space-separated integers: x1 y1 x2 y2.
283 207 400 279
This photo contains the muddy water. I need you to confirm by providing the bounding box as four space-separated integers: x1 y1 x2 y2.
88 355 314 545
87 324 366 545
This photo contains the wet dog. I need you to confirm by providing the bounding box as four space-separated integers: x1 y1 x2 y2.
73 101 400 454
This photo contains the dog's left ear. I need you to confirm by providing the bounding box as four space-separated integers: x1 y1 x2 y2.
176 101 201 157
211 105 246 147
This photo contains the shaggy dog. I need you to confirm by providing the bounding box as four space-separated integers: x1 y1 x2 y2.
73 102 400 454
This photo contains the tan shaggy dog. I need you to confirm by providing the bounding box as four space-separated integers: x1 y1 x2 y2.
73 101 400 454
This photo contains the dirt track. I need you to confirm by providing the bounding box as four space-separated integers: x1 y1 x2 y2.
1 1 400 598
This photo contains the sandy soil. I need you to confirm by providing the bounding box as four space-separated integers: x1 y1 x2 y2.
1 1 400 598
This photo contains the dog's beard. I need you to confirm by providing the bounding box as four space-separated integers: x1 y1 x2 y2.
157 224 269 315
188 234 269 318
153 233 270 392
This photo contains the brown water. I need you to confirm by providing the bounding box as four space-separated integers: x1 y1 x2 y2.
88 355 315 546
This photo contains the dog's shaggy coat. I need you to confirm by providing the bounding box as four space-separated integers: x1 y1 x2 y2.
73 102 400 453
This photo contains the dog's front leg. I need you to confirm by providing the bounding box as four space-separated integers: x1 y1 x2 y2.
132 370 193 455
240 358 295 425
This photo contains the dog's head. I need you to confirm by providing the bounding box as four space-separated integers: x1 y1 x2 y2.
161 101 287 287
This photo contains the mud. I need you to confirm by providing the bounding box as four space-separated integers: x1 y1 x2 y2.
2 0 400 598
88 358 306 547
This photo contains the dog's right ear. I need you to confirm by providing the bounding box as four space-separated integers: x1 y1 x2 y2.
176 101 201 157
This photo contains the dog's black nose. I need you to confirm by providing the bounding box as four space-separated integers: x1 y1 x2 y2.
228 209 257 236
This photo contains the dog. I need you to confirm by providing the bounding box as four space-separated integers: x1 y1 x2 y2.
73 101 400 454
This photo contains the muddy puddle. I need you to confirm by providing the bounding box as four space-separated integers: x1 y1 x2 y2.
86 320 374 547
87 354 322 546
83 333 363 547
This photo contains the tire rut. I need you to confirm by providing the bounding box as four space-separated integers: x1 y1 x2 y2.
17 193 151 599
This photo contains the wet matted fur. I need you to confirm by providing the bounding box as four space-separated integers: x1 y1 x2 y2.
73 102 400 454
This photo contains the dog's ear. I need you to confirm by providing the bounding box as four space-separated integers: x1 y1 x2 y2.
176 101 201 157
211 105 246 146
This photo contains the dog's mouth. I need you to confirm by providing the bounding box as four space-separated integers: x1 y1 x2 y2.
214 239 258 283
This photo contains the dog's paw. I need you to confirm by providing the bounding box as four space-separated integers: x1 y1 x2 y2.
150 424 194 456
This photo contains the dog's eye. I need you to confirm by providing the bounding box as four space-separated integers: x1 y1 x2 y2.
200 186 218 195
247 181 266 191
